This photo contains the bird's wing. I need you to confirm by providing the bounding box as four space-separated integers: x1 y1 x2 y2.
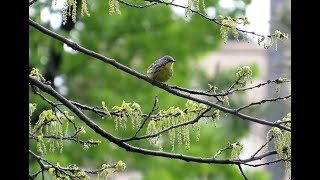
147 58 165 74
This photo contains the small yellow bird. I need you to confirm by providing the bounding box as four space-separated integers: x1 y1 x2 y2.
147 55 176 82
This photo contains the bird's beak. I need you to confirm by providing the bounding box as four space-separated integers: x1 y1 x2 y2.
171 59 176 62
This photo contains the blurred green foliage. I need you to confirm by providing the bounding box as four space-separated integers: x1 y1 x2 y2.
29 0 270 179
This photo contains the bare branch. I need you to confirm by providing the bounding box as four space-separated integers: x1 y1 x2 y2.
250 136 274 158
236 95 291 112
131 96 158 138
224 79 289 95
29 170 42 179
41 170 44 180
243 158 289 167
227 73 246 93
117 0 158 8
170 78 288 98
169 85 224 104
241 150 277 163
29 0 38 6
28 19 290 131
69 101 106 117
237 164 248 180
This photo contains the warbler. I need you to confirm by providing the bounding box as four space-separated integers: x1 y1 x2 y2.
147 55 176 82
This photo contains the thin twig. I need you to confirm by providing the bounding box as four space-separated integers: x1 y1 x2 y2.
69 101 106 117
243 158 289 167
170 78 288 98
117 0 158 8
227 74 244 93
29 134 100 146
131 96 158 138
29 170 41 179
236 95 291 112
213 144 233 158
41 170 44 180
223 79 289 96
250 136 274 158
31 86 77 131
169 85 223 103
240 150 277 163
122 107 211 142
276 120 291 124
29 0 38 6
237 164 248 180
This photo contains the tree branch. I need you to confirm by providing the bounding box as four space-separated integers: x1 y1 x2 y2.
131 96 158 138
250 136 274 158
28 19 290 131
240 150 277 163
213 143 233 158
117 0 158 8
118 0 275 38
236 95 291 112
31 86 78 131
69 100 106 117
227 73 246 92
29 75 277 165
29 133 100 146
63 99 206 121
224 79 289 95
29 0 38 6
29 170 42 179
243 158 289 167
122 107 211 142
29 150 117 178
276 120 291 124
170 78 289 97
237 164 248 180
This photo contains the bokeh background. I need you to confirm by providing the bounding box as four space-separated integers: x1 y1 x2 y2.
29 0 291 179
